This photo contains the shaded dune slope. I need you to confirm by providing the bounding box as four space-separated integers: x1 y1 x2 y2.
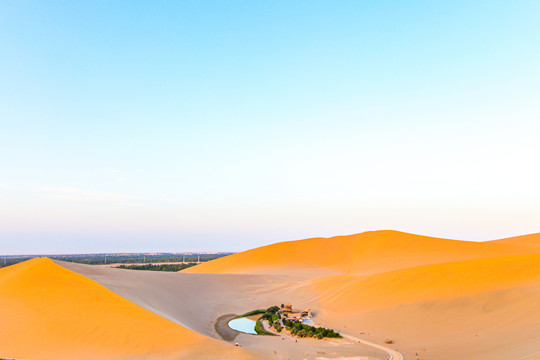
57 259 299 338
0 258 257 360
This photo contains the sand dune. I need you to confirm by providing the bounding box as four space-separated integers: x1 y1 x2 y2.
0 257 257 360
489 232 540 248
319 283 540 360
185 230 539 277
185 230 540 359
4 230 540 360
307 253 540 359
311 253 540 312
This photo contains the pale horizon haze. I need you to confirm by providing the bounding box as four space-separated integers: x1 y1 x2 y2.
1 1 540 254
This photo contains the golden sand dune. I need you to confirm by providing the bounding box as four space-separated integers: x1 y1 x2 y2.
311 253 540 313
5 230 540 360
306 253 540 358
489 232 540 247
321 283 540 360
0 257 256 360
184 230 540 359
185 230 539 277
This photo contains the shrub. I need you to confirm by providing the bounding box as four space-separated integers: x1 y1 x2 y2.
254 318 276 336
236 309 266 318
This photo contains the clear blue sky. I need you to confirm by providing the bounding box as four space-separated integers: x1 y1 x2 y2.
1 1 539 254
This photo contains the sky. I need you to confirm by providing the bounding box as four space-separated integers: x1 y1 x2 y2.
1 1 540 254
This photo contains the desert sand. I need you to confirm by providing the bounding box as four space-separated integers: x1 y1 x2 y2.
57 259 388 360
0 257 259 360
2 230 540 360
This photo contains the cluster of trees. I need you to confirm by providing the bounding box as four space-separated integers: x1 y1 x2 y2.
259 306 280 322
117 263 197 272
282 319 341 339
259 306 281 333
255 306 280 335
271 320 283 332
254 318 275 336
236 309 266 318
236 304 341 339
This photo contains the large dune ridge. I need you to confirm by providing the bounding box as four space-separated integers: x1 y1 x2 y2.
184 230 540 277
0 257 258 360
488 232 540 247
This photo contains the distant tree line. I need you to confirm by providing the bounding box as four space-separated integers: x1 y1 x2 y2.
0 252 234 268
117 263 197 272
235 309 267 318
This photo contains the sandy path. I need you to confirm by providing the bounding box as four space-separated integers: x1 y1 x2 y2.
341 333 403 360
260 318 402 360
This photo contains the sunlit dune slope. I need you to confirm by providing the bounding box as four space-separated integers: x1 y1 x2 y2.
308 251 540 360
185 230 540 359
321 283 540 360
185 230 538 276
294 241 540 360
310 253 540 313
489 232 540 247
0 258 257 360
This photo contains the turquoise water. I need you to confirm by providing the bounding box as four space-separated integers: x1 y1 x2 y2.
228 317 257 334
302 318 314 324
